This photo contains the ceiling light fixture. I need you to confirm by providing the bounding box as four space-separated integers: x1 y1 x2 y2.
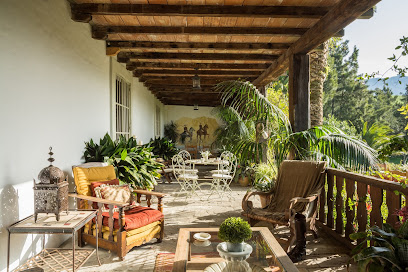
192 67 201 90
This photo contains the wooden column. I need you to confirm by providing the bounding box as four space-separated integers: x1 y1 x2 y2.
288 54 310 132
259 86 266 96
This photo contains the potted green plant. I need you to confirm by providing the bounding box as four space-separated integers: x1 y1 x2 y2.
253 163 277 208
218 217 252 252
145 137 179 161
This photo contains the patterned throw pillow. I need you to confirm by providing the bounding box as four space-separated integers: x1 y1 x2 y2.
94 184 135 212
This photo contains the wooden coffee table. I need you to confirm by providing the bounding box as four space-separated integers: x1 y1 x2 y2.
172 227 298 272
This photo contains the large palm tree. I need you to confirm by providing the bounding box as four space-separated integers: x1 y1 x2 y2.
215 80 378 172
310 41 329 126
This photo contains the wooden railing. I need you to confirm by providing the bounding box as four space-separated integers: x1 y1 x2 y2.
317 168 408 249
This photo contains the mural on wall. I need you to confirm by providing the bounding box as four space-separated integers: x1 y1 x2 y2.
174 116 219 148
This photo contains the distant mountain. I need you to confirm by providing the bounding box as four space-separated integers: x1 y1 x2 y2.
365 76 408 95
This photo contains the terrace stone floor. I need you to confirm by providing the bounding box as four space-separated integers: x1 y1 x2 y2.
66 181 356 272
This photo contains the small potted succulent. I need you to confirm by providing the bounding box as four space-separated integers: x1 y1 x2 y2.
218 217 252 252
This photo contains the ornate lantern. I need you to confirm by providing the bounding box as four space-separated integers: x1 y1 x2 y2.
33 147 69 222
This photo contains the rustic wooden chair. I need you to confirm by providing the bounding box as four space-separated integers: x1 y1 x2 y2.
242 160 326 250
70 162 165 260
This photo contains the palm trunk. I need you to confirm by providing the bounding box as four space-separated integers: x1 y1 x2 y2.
310 42 329 127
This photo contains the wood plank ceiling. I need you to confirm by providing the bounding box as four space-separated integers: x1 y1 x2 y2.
69 0 374 107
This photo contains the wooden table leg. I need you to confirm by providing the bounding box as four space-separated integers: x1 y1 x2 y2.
72 230 76 272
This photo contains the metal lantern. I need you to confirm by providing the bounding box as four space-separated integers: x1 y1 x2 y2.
33 147 69 222
192 68 201 90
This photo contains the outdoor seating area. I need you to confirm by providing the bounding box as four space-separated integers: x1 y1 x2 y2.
3 0 408 271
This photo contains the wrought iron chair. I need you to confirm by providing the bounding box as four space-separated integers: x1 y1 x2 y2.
209 153 237 199
172 154 199 198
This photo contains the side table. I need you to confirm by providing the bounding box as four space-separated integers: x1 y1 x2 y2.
7 210 100 272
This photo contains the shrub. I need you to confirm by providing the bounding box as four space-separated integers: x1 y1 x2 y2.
84 133 162 190
253 163 277 192
145 137 178 161
218 217 252 244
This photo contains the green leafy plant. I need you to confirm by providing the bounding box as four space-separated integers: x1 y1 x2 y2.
218 217 252 244
164 121 179 143
145 137 178 161
253 163 277 192
84 134 162 190
215 80 379 172
350 221 408 271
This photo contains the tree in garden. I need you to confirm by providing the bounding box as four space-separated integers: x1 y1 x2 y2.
310 41 329 126
214 80 378 172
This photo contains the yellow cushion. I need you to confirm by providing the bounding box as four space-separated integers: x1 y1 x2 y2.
84 221 161 245
73 165 116 196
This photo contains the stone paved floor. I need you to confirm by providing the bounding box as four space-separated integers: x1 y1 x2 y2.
67 182 355 272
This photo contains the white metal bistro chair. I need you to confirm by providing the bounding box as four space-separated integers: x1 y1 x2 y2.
178 150 198 174
210 153 237 199
172 154 200 199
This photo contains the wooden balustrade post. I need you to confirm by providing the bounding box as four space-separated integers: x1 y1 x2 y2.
318 173 326 223
356 182 368 245
370 186 383 228
386 190 401 227
326 173 334 229
345 179 355 241
335 177 344 234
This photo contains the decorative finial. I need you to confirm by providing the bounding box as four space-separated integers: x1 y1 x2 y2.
48 146 55 165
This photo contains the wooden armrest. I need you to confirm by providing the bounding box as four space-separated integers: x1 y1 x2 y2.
132 189 166 198
68 193 130 208
242 191 273 212
290 195 318 204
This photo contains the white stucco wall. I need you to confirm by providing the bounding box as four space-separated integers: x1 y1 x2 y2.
0 1 160 271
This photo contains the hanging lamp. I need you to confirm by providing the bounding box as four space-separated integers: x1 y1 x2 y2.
192 67 201 90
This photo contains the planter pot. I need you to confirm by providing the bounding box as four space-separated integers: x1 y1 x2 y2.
226 242 245 252
238 176 250 187
259 194 271 208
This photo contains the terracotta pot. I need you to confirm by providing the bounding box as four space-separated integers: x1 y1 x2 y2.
238 176 250 187
259 194 271 208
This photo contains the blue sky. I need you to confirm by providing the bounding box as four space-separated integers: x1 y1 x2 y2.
344 0 408 77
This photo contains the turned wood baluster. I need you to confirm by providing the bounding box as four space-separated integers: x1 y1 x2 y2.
326 173 334 229
370 186 383 228
137 194 141 204
345 179 355 241
318 174 326 223
158 197 163 213
97 203 103 238
87 200 93 235
356 182 368 245
119 207 125 232
147 195 152 207
386 190 401 227
335 176 344 234
108 205 114 241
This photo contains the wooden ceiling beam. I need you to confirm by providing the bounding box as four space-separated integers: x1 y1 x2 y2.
142 77 255 85
151 89 220 94
117 52 278 62
71 4 331 22
92 26 310 40
147 85 215 90
127 62 268 71
253 1 379 86
163 100 220 107
107 41 291 51
134 69 260 77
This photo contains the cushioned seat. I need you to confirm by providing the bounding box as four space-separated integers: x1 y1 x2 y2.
178 174 199 180
101 206 164 230
212 173 233 179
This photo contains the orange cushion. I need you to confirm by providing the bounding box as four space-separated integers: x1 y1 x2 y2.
101 206 163 231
